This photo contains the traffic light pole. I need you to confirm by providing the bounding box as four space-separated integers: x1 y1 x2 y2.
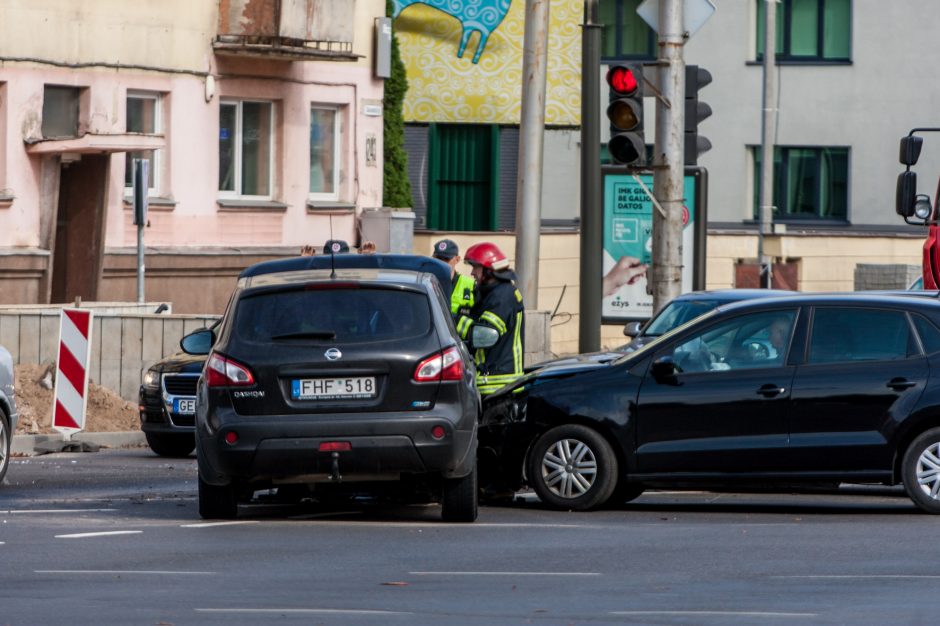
579 0 602 353
651 0 685 315
757 0 777 289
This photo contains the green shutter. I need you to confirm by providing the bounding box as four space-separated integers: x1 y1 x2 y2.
427 124 499 231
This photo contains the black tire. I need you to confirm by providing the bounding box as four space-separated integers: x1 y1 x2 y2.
607 482 646 507
902 427 940 514
527 424 618 511
145 432 195 458
0 410 9 485
442 464 479 523
198 475 238 519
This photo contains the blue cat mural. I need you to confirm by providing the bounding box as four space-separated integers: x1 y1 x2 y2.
392 0 514 64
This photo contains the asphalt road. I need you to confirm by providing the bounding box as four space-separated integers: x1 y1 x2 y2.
1 448 938 625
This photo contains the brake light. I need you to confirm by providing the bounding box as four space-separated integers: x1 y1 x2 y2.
205 353 255 387
414 347 464 382
319 441 352 452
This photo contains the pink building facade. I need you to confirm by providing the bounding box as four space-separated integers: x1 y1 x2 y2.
0 0 386 313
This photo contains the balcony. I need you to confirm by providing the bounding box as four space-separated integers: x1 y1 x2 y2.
214 0 359 62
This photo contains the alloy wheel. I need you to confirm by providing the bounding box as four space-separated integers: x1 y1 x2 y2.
914 442 940 500
540 438 598 499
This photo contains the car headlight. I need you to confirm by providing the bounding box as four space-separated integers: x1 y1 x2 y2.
142 370 160 388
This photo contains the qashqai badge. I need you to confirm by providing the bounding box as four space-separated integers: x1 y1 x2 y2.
325 348 342 361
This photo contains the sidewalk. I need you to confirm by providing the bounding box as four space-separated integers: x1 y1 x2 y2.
12 431 147 456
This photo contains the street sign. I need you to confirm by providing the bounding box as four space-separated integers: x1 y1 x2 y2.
52 308 93 439
636 0 716 37
602 168 707 323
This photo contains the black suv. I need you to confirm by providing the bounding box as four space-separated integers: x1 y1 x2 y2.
181 254 491 522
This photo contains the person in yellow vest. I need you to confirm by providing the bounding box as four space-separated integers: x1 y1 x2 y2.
432 239 476 318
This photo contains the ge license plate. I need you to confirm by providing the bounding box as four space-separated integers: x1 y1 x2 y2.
174 398 196 414
292 377 376 400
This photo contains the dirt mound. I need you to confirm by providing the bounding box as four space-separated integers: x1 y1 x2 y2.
13 363 140 434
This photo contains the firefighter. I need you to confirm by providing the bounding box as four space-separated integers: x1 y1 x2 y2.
457 242 525 396
432 239 476 318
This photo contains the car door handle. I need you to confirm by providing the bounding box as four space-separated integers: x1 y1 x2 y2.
757 384 786 397
887 378 917 391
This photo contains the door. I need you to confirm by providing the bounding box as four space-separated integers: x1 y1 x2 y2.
634 309 799 474
788 306 928 472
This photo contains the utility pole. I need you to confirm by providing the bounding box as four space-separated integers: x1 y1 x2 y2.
757 0 777 288
515 0 551 309
651 0 685 315
579 0 602 352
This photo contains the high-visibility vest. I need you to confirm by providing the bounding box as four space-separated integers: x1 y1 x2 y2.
450 273 476 316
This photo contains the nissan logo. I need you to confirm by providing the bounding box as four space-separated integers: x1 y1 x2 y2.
324 348 342 361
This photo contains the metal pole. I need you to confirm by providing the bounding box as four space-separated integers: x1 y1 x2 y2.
579 0 602 353
651 0 684 315
515 0 550 309
758 0 777 288
137 221 145 304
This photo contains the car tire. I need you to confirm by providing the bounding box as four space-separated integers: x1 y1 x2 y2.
902 427 940 514
145 432 195 458
198 475 238 519
441 464 478 523
528 424 618 511
606 482 646 507
0 410 9 485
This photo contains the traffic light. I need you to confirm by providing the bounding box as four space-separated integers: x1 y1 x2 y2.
685 65 712 166
606 64 645 166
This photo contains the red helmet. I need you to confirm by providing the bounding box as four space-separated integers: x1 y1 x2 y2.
464 242 510 271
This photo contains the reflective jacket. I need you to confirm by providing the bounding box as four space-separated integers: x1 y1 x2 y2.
456 278 525 396
450 272 476 318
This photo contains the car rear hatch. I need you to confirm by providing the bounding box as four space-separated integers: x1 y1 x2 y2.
223 282 444 416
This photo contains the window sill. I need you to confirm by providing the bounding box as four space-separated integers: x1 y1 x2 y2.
217 199 289 212
122 196 178 210
306 201 356 214
747 59 852 67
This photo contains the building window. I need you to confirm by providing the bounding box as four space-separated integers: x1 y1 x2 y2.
756 0 851 62
600 0 656 60
125 92 161 193
427 124 500 231
42 86 80 139
752 146 849 220
309 106 340 201
219 100 273 198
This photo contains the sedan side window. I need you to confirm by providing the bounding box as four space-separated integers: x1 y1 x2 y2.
808 307 918 365
670 310 798 373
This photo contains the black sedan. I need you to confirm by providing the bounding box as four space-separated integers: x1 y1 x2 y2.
480 292 940 513
139 351 205 457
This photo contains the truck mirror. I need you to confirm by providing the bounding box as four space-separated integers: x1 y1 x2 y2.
900 136 923 166
897 171 918 218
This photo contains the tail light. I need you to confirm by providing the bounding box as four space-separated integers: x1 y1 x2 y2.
414 346 464 382
205 353 255 388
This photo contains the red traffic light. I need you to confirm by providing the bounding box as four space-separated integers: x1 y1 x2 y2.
607 65 639 96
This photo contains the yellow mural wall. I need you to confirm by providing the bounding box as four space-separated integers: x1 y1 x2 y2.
393 0 583 125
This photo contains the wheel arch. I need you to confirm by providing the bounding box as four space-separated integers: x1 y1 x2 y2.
893 416 940 483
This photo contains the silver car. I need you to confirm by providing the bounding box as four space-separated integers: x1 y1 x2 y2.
0 345 17 484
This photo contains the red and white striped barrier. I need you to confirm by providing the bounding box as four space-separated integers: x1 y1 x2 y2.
52 308 93 438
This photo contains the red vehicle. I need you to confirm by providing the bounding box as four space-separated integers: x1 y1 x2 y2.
897 128 940 288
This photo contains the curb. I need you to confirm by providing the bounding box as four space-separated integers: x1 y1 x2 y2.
12 431 147 456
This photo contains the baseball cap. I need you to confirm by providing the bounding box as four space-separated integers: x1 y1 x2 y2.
323 239 350 254
432 239 459 260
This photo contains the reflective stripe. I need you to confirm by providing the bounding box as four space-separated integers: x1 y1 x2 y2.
512 311 523 374
480 311 507 334
457 316 473 339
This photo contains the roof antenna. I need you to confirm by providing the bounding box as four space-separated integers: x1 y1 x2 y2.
329 214 336 279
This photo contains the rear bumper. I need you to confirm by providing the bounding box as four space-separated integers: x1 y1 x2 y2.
196 410 477 487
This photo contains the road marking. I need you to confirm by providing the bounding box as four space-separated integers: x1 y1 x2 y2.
196 608 413 616
610 611 817 618
285 521 595 529
410 571 600 576
55 530 142 539
775 575 940 580
180 521 260 528
37 570 214 575
0 508 117 514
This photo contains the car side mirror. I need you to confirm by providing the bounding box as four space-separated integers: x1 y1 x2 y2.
650 355 679 383
623 321 643 338
180 329 215 355
469 325 499 350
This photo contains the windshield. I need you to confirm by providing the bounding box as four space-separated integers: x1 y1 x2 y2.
642 299 725 337
612 308 721 365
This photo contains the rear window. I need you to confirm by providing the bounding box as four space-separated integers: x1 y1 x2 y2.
233 287 432 344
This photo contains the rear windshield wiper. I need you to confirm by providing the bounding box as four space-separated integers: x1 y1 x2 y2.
270 331 336 341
